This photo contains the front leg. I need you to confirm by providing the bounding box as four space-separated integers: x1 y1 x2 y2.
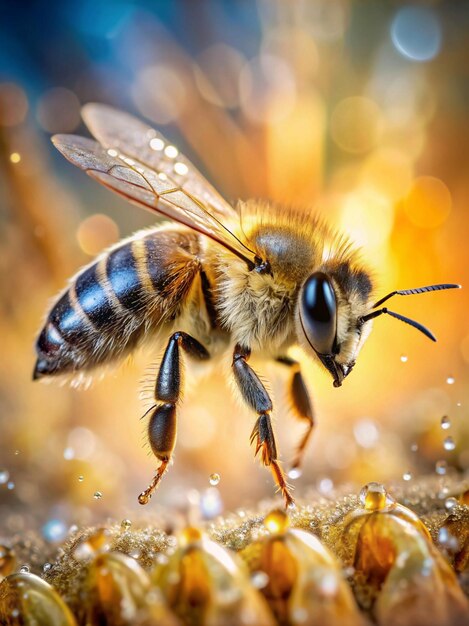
138 331 209 505
232 344 294 508
277 356 315 472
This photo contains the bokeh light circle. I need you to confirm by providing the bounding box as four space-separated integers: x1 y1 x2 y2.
403 176 451 229
77 214 120 256
331 97 383 154
391 6 442 62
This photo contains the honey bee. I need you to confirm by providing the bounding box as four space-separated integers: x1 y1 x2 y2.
34 104 459 507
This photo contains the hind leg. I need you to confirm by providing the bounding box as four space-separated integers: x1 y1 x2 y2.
232 344 294 507
138 331 209 505
277 356 315 472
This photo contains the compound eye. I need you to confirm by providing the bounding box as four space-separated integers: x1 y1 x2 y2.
300 272 337 355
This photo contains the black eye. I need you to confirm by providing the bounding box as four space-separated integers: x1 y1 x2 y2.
300 272 337 355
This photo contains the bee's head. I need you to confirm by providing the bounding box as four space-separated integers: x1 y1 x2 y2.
297 263 374 387
298 264 460 387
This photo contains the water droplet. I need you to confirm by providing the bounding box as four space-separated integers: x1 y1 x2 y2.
107 148 118 157
445 497 458 510
264 509 290 534
14 450 20 456
19 565 30 573
43 562 52 572
78 475 84 482
209 472 220 486
93 491 103 500
0 469 9 484
138 492 150 505
251 571 269 589
440 415 451 430
121 519 132 531
359 482 394 511
435 460 447 475
446 376 455 385
443 436 456 451
7 481 15 490
410 442 419 452
400 355 408 363
403 471 412 481
288 467 302 480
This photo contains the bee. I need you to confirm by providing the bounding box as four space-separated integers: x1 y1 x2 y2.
34 104 460 507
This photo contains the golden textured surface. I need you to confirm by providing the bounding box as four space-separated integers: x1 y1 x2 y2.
1 475 468 626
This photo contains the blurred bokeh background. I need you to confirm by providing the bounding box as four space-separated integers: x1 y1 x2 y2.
0 0 468 538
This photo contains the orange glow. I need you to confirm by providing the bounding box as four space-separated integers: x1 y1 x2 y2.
403 176 452 229
331 97 384 154
77 214 120 256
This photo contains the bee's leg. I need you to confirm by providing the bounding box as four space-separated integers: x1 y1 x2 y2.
276 356 314 472
232 344 294 508
138 332 209 505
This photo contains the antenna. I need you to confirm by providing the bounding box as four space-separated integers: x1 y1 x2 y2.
373 283 460 309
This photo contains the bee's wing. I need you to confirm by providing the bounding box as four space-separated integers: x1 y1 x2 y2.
52 106 256 266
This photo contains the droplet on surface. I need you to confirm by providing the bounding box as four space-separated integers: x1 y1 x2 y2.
359 482 393 511
445 497 458 511
149 137 164 151
264 509 290 534
7 481 15 490
93 491 103 500
19 565 30 573
78 475 84 482
403 471 412 481
0 469 9 484
435 460 447 475
164 145 178 159
120 519 132 531
400 355 408 363
443 436 456 451
410 443 418 452
209 472 220 486
440 415 451 430
446 376 455 385
42 563 52 573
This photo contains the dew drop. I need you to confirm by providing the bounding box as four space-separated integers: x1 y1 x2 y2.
400 355 408 363
288 467 302 480
446 376 455 385
209 472 220 486
43 562 52 572
164 145 178 159
445 497 458 510
359 482 393 511
138 492 150 505
251 571 269 589
403 471 412 481
410 443 418 452
0 469 9 484
443 436 456 451
174 161 188 176
93 491 103 500
440 415 451 430
7 481 15 490
78 475 84 482
14 450 20 456
107 148 118 157
121 519 132 531
19 565 30 573
435 460 447 475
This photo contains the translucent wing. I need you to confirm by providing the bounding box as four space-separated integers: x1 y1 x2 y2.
52 105 256 266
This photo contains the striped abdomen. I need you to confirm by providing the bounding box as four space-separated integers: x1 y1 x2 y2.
34 227 202 379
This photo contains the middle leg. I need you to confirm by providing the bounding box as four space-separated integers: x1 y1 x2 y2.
138 331 210 505
232 344 294 507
